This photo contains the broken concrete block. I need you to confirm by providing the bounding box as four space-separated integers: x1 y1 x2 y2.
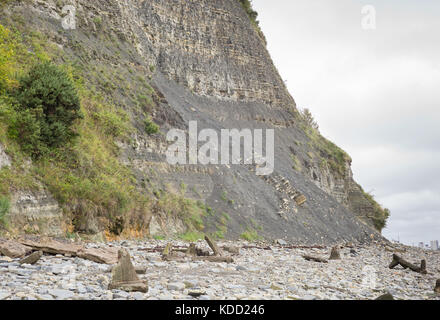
329 246 341 260
108 249 148 293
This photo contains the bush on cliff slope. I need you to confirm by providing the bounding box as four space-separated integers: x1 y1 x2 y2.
10 62 82 157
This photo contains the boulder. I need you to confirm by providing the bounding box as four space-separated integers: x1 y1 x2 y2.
0 240 32 258
223 245 240 254
375 292 394 300
19 251 43 265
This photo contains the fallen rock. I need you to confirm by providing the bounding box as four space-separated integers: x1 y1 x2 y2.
108 249 148 293
135 266 146 275
0 256 13 263
19 238 80 256
222 245 240 255
0 291 11 300
275 239 287 246
0 240 32 258
375 292 394 300
77 247 119 265
19 251 43 265
48 289 75 300
168 282 185 291
188 291 207 298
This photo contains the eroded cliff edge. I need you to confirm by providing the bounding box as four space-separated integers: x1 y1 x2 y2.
0 0 388 244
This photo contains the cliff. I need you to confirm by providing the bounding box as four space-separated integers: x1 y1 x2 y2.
0 0 388 244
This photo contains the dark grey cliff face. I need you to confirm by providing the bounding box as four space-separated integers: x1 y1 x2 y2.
0 0 383 244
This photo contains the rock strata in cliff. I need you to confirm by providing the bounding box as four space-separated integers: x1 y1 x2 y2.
0 0 387 243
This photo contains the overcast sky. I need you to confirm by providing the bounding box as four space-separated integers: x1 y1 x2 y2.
252 0 440 245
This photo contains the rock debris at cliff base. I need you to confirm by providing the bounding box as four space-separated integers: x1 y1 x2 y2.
0 239 439 300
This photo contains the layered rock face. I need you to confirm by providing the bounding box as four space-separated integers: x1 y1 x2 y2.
0 0 385 243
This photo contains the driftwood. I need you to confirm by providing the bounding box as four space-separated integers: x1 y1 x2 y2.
241 245 272 250
302 255 328 263
17 238 118 264
329 246 341 260
205 235 222 256
160 237 234 263
108 249 148 292
389 254 427 274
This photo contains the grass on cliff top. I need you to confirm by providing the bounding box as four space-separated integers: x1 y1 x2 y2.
237 0 266 44
361 189 390 232
297 108 389 231
298 107 351 177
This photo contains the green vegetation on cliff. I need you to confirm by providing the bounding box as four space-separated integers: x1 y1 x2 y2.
0 24 150 236
298 108 390 231
237 0 266 44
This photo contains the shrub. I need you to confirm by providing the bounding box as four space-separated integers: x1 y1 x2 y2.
240 228 259 241
12 61 82 156
301 108 319 131
144 116 159 135
238 0 259 26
